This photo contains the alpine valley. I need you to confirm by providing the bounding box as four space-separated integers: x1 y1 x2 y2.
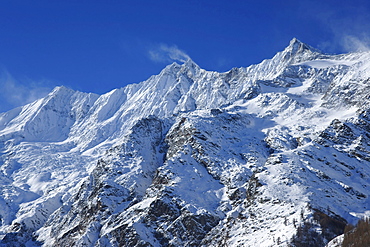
1 38 370 247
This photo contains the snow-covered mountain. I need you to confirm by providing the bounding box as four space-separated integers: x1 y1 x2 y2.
1 38 370 246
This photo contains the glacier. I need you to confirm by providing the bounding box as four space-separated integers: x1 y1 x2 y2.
1 38 370 246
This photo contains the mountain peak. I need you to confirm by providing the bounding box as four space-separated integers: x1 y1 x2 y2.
271 38 323 65
178 58 202 78
289 37 303 46
285 37 321 55
182 57 199 67
160 58 201 78
49 85 75 97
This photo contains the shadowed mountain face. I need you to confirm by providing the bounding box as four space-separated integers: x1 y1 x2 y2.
1 38 370 247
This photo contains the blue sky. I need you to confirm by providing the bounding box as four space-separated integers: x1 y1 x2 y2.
1 0 370 112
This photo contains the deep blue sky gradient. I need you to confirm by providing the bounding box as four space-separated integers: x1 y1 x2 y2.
1 0 370 112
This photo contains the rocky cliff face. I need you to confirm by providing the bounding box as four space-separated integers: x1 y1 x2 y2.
1 38 370 246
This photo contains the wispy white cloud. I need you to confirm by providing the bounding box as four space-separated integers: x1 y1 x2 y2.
148 44 190 63
300 1 370 54
341 35 370 52
0 71 53 112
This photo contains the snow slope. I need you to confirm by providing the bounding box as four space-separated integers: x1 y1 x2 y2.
1 38 370 246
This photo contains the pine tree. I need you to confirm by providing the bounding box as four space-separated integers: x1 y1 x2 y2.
342 218 370 247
